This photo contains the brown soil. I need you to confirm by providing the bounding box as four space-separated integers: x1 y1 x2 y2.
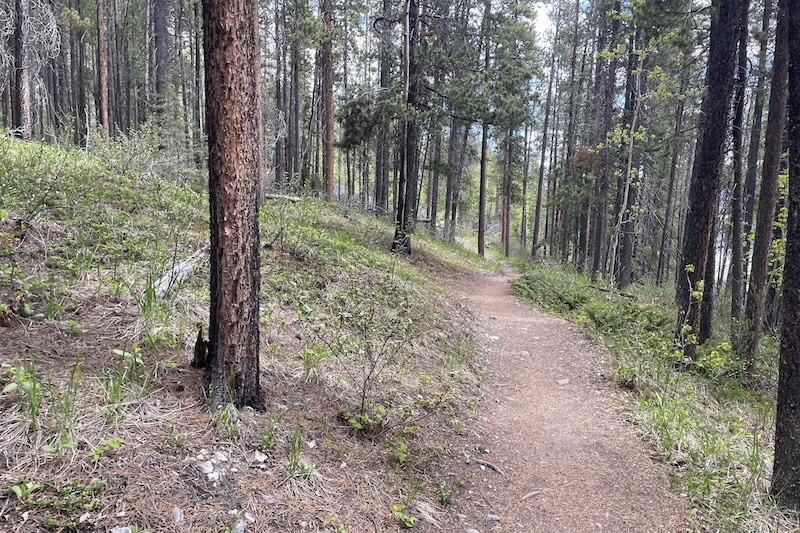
436 267 688 532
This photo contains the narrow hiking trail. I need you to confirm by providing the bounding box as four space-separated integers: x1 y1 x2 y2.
438 268 687 532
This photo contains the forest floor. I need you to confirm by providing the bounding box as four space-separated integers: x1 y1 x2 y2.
434 264 688 532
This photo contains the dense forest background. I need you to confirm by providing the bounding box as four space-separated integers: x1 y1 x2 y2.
2 0 796 386
2 0 788 320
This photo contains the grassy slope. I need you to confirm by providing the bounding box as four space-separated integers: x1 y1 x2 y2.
0 137 493 532
512 263 796 532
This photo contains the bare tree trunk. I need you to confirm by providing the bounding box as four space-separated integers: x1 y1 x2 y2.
392 0 421 254
771 0 800 505
11 0 32 140
97 0 109 136
675 0 747 361
656 72 687 286
520 122 531 246
532 37 555 259
430 122 442 234
477 0 491 257
203 0 263 409
742 0 789 377
153 0 169 117
743 0 772 274
730 4 749 337
323 0 334 201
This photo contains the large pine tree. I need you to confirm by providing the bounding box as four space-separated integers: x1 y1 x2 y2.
771 0 800 508
203 0 264 408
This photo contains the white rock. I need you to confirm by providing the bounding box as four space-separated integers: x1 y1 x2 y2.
215 451 229 462
233 519 247 533
110 528 132 533
198 460 214 474
172 507 185 526
253 451 268 463
556 378 570 386
245 512 255 523
207 471 220 482
486 514 501 522
466 530 481 533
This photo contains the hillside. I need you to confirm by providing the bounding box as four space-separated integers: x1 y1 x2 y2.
0 137 495 532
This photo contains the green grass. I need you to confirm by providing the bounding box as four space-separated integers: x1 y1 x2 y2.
513 263 787 532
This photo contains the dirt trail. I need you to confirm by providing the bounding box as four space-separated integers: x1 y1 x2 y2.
439 268 686 532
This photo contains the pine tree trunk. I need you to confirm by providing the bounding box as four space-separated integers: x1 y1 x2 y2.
323 0 334 201
742 0 789 377
392 0 421 254
532 37 555 259
743 0 772 274
656 74 687 286
203 0 263 409
771 0 800 505
11 0 32 140
153 0 169 117
730 5 749 336
675 0 747 360
374 0 390 212
97 0 109 136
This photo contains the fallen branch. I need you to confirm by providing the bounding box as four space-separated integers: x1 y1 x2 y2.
521 488 550 501
475 458 506 476
265 194 301 203
154 244 210 298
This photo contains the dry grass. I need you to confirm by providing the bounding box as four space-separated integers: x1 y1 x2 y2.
1 168 489 532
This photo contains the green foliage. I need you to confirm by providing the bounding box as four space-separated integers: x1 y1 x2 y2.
258 416 284 455
323 516 348 533
9 477 106 528
338 405 388 436
437 482 453 507
212 402 243 440
391 504 418 528
87 437 124 464
385 435 410 465
1 361 43 432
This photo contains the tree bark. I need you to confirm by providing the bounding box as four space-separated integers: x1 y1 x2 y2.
392 0 421 254
323 0 334 201
771 0 800 506
153 0 169 116
742 0 789 377
374 0 391 212
203 0 264 409
675 0 747 361
743 0 772 275
729 4 749 336
11 0 32 140
97 0 109 136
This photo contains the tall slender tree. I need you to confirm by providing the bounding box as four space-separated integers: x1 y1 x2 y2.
771 0 800 506
741 0 789 378
675 0 748 361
